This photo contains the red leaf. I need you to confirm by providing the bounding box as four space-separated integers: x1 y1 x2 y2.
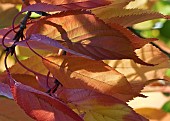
43 55 140 101
0 28 15 45
11 80 83 121
35 73 55 90
22 0 111 12
23 34 92 59
56 88 148 121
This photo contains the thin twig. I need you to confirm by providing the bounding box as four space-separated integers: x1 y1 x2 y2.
128 27 170 58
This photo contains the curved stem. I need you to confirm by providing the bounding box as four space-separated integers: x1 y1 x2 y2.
4 52 15 86
4 52 12 78
2 28 14 49
2 20 35 49
12 12 23 33
26 41 44 59
145 78 170 86
46 71 50 89
26 41 55 66
13 51 40 75
151 42 170 58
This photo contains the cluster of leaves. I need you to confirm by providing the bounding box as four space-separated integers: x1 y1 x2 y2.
0 0 170 121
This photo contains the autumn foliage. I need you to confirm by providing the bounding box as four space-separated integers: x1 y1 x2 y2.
0 0 170 121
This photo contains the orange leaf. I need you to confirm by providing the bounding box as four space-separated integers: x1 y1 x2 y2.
135 108 170 121
0 0 22 4
43 55 139 101
8 55 48 76
56 88 148 121
0 74 44 91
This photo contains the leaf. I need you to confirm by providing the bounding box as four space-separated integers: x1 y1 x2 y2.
43 55 140 101
0 27 16 45
56 88 148 121
162 100 170 113
107 23 156 49
22 34 92 59
93 6 166 27
143 85 170 93
8 55 48 76
105 44 170 94
35 73 56 90
22 0 134 12
0 56 52 91
0 7 24 28
26 11 153 65
0 28 59 53
0 97 34 121
0 82 13 99
0 73 47 92
135 108 170 121
17 35 60 53
11 80 83 121
22 0 112 12
0 0 22 4
104 0 134 8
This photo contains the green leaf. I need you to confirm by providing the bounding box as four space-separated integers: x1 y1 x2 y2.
160 20 170 38
162 100 170 112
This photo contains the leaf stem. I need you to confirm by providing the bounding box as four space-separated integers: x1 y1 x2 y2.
4 52 12 79
26 41 44 59
1 28 14 49
150 42 170 58
13 52 41 75
46 71 51 89
128 27 170 58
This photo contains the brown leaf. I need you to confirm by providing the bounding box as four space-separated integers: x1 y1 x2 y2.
26 11 153 65
43 55 140 101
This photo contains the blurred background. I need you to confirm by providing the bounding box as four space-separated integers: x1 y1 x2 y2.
0 0 170 121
